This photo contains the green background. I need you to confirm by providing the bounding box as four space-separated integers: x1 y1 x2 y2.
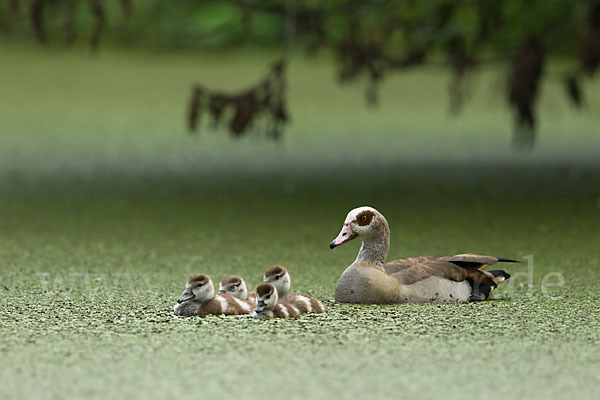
0 44 599 399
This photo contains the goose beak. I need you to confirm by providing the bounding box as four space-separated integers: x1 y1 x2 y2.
177 288 195 303
330 224 357 249
256 300 266 312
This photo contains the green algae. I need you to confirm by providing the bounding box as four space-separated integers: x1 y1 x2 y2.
0 45 599 400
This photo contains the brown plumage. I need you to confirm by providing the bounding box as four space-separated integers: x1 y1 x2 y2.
219 275 256 302
174 274 254 317
187 273 209 285
193 294 253 317
252 283 304 319
263 265 286 280
331 207 517 304
385 255 513 301
263 266 326 313
283 293 326 313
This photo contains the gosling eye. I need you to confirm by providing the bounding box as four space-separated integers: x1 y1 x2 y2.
275 275 280 280
231 286 237 290
266 295 271 299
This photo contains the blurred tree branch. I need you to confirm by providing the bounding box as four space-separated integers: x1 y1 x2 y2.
7 0 600 147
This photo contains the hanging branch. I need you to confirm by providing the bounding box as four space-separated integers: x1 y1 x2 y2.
187 59 289 140
64 0 77 45
564 1 600 108
186 0 295 140
10 0 20 16
14 0 600 148
26 0 129 49
29 0 45 43
121 0 133 21
446 35 477 114
89 0 106 51
507 34 545 148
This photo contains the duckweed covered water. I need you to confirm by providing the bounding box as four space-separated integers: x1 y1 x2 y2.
0 46 599 400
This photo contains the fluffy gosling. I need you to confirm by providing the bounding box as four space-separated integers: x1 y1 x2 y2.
174 274 254 317
219 275 256 302
263 266 325 313
251 283 306 319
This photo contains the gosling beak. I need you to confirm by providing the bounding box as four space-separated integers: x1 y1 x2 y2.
255 300 266 312
218 289 226 294
330 223 357 249
177 288 195 303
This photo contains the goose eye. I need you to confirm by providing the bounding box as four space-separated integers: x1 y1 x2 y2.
356 210 374 226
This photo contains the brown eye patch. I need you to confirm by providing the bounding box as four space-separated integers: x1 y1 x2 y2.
187 274 210 285
256 283 275 297
356 210 374 226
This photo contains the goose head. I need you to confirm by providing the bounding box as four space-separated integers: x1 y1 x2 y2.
330 206 389 248
263 265 290 298
255 283 279 312
177 274 215 303
330 206 390 265
219 275 248 300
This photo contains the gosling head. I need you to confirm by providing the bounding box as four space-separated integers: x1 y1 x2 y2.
329 206 389 249
219 275 248 300
255 283 279 313
177 274 215 304
263 265 290 298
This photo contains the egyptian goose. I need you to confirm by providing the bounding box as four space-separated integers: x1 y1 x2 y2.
263 266 326 313
252 283 304 319
330 206 518 304
173 274 254 316
219 275 257 302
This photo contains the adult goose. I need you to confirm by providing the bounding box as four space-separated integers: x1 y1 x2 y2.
330 206 518 304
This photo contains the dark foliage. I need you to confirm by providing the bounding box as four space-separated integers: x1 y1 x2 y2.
508 35 545 148
29 0 45 43
187 61 288 140
9 0 600 147
565 1 600 109
23 0 130 50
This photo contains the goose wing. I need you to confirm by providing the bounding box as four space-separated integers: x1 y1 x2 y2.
384 256 439 275
439 254 520 269
385 254 519 276
387 254 519 286
390 260 469 285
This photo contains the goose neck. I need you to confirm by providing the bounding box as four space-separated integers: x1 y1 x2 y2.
354 233 389 266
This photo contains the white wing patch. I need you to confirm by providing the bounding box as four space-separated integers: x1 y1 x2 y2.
288 304 300 316
276 304 289 318
314 299 325 313
215 295 229 313
232 297 252 313
296 295 312 312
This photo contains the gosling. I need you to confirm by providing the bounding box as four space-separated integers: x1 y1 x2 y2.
219 275 256 303
251 283 305 319
263 266 325 313
174 274 254 317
